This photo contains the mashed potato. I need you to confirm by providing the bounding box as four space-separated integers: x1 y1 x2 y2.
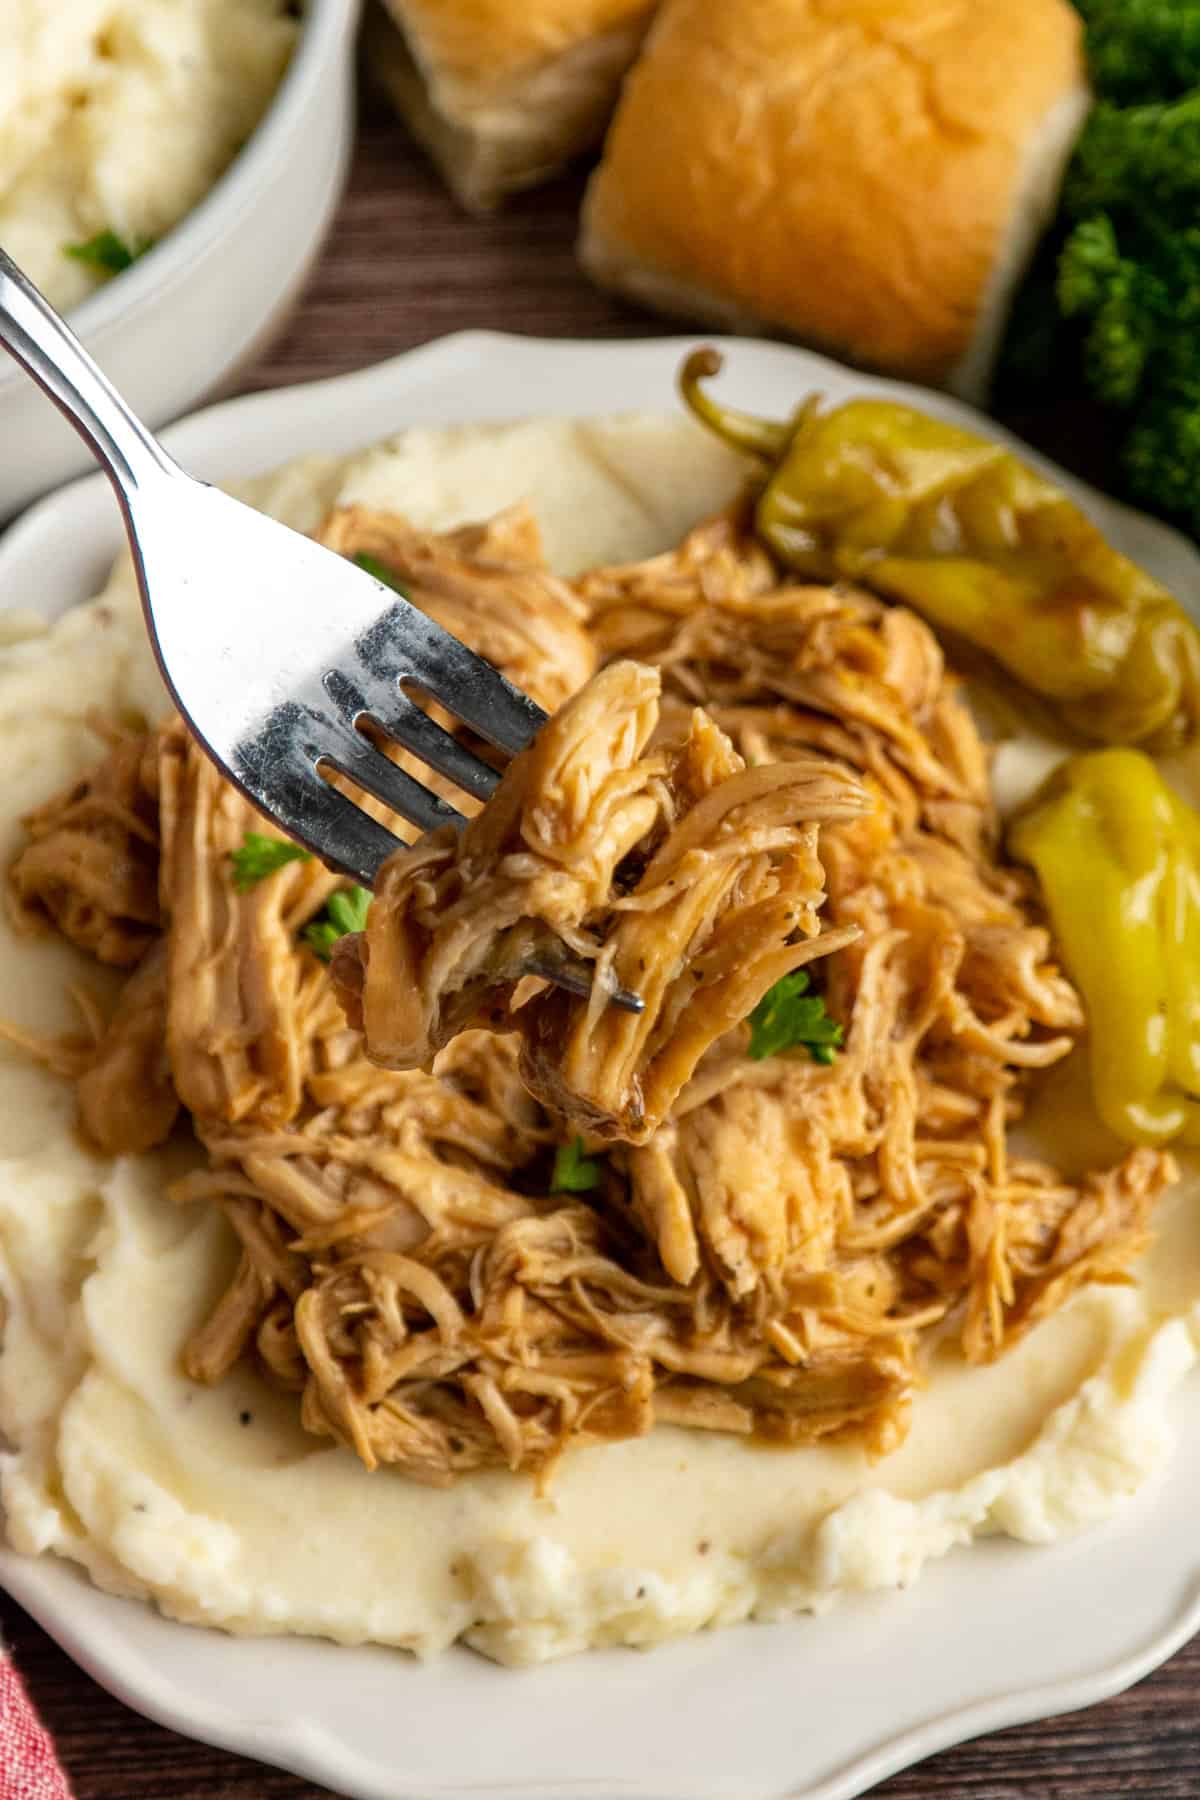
2 417 1200 1667
0 0 298 311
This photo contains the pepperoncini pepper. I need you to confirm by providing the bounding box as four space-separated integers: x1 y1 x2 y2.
1009 749 1200 1147
679 349 1200 752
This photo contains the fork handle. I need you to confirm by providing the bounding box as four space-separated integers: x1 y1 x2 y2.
0 248 177 499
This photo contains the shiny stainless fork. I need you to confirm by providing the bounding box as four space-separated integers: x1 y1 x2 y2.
0 249 642 1012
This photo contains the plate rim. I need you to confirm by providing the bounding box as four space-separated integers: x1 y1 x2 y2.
4 328 1200 1800
5 1546 1200 1800
6 326 1200 578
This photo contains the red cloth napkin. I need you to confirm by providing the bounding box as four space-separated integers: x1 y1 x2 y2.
0 1655 74 1799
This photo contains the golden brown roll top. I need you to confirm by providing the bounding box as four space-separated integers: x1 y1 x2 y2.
579 0 1089 399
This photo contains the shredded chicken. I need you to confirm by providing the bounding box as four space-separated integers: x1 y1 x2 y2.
4 501 1176 1484
335 659 866 1142
157 714 347 1127
77 942 178 1154
9 716 160 966
581 509 992 855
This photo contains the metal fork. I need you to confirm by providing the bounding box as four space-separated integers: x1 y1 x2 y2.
0 249 642 1013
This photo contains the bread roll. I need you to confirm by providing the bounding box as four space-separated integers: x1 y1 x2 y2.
367 0 658 213
579 0 1090 400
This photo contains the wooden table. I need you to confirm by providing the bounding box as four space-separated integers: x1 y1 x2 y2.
4 92 1200 1800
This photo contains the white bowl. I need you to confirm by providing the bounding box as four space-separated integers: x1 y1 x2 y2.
0 0 361 522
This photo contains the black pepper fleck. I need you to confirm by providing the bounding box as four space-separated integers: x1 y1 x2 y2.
239 1410 252 1426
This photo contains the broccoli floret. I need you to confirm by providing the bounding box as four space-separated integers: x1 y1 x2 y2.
1057 217 1164 407
999 6 1200 544
1128 223 1200 328
1123 371 1200 538
1065 94 1200 215
1074 0 1200 103
1056 215 1124 314
1111 238 1200 537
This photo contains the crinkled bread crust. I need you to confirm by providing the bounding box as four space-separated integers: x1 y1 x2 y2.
1 416 1199 1668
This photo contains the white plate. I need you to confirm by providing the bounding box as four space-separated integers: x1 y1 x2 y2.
3 333 1200 1800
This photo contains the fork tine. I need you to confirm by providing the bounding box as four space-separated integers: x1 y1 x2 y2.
319 746 467 837
232 707 406 884
524 957 645 1014
322 668 501 805
356 599 548 754
288 775 406 888
313 712 468 837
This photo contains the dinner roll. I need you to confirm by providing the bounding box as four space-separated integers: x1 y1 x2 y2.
367 0 658 213
579 0 1090 400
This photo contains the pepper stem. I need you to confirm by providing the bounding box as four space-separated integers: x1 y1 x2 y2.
677 348 790 464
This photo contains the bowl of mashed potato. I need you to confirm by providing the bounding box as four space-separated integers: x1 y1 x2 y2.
0 0 360 520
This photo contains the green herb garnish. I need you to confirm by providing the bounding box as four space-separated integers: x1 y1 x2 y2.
64 230 150 277
354 553 409 595
747 970 843 1065
551 1137 601 1193
301 885 372 961
230 831 312 892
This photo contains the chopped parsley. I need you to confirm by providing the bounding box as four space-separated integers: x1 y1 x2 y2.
64 230 150 277
230 831 312 892
354 552 409 595
551 1137 601 1193
302 885 372 961
747 969 843 1065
